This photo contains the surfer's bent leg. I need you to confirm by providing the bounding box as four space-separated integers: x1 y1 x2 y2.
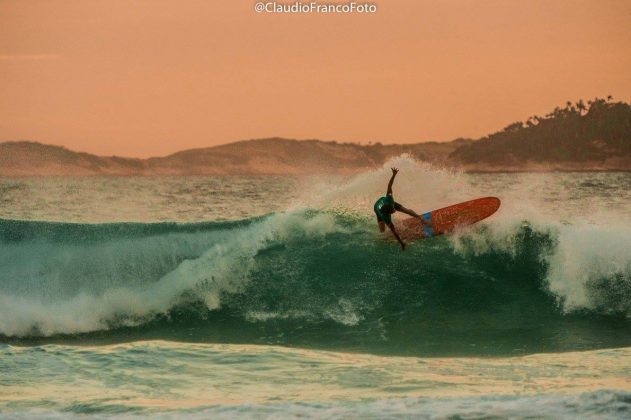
387 222 406 251
376 215 386 232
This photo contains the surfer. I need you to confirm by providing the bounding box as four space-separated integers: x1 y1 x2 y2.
374 167 427 251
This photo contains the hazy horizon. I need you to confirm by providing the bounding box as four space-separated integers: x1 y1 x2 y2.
2 0 630 157
3 136 453 159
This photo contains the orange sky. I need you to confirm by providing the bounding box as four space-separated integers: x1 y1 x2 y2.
1 0 630 157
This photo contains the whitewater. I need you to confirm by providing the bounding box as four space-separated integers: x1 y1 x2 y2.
1 157 631 418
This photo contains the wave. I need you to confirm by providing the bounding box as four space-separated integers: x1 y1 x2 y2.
2 205 631 355
2 157 630 355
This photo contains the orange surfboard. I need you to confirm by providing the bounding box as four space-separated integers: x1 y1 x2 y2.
398 197 500 239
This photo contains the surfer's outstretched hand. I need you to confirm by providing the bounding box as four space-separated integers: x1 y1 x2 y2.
391 167 399 175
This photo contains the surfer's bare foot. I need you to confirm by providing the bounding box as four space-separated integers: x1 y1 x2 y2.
400 242 406 251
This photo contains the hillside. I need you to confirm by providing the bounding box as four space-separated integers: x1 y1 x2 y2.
0 142 147 176
0 138 466 176
1 98 630 175
450 98 631 171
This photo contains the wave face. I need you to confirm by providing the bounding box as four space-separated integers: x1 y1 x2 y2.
2 207 631 356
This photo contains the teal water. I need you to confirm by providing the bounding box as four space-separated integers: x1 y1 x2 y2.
1 158 631 417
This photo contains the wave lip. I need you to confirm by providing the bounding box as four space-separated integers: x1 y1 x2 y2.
0 212 340 337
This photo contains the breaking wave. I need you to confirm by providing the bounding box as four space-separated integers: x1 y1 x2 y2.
2 158 630 356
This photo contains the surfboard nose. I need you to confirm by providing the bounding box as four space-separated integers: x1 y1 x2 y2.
480 196 501 211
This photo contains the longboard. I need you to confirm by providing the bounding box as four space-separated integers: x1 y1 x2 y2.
398 197 500 239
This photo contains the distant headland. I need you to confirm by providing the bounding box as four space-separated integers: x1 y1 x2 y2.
1 98 629 176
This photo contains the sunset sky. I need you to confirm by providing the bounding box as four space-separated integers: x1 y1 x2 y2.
1 0 630 157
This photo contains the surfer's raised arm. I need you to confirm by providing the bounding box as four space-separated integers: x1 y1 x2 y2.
387 167 398 196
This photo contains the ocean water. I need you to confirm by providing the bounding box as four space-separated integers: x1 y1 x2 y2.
1 157 631 418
